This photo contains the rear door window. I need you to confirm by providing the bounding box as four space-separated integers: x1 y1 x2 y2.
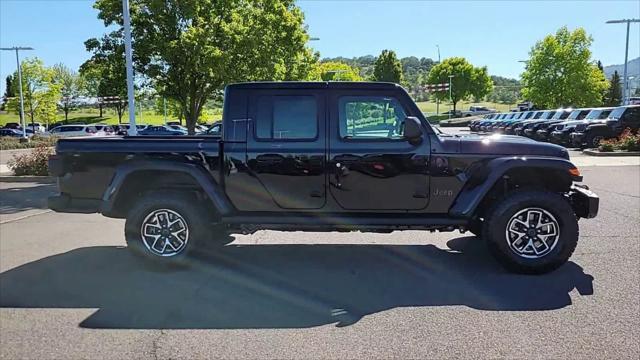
255 95 318 140
338 96 407 140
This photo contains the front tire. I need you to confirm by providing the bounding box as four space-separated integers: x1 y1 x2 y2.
124 191 215 265
585 133 605 149
483 191 579 274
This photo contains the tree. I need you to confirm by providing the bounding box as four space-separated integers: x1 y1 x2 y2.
309 61 362 81
7 58 61 128
52 64 85 121
521 27 609 108
92 0 317 134
427 57 493 111
603 71 623 107
1 75 14 111
373 50 403 83
80 31 128 123
604 71 623 106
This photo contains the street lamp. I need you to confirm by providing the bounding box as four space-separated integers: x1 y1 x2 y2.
448 75 455 119
606 18 640 105
122 0 137 135
0 46 34 141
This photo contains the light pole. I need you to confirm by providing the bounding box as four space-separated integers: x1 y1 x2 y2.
606 19 640 105
122 0 137 135
436 45 441 115
1 46 34 141
448 75 454 119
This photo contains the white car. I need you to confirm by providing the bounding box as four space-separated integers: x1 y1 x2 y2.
26 122 46 133
43 125 105 138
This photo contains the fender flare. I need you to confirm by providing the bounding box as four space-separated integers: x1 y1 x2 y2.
448 156 578 218
100 160 234 217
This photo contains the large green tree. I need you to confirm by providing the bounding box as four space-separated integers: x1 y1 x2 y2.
309 61 362 81
7 58 61 128
427 57 493 111
80 31 128 122
52 64 85 121
373 50 403 83
603 71 622 107
521 27 608 108
92 0 317 134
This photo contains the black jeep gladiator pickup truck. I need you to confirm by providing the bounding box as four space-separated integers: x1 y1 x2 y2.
48 82 599 274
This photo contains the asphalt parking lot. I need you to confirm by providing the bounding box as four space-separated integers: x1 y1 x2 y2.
0 147 639 358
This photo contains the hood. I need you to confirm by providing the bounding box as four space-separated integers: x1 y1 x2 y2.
436 133 569 159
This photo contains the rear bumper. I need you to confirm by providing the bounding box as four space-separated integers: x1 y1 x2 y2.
48 194 102 213
570 185 599 219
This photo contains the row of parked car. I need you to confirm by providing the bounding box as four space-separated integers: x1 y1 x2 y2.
468 105 640 148
0 121 222 138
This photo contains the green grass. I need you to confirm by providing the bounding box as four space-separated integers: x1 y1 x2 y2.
0 108 223 127
416 100 515 116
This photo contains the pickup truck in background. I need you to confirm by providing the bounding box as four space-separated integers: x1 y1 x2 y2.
461 106 497 117
48 82 599 274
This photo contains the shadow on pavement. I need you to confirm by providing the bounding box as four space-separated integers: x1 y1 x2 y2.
0 183 56 215
0 236 594 329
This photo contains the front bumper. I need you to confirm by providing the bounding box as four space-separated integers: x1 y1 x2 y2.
536 129 550 140
569 185 599 219
523 128 537 138
570 132 585 146
550 130 572 144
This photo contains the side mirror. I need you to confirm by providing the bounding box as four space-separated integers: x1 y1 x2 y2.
403 116 423 145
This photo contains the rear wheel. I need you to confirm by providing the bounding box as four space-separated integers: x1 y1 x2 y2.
124 191 222 265
483 191 578 274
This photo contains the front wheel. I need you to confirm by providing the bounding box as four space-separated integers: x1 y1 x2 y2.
483 191 579 274
585 133 605 149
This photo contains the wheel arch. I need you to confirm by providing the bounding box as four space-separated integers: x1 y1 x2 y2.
449 157 579 219
100 160 233 218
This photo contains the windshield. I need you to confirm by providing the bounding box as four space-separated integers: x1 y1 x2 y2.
551 111 570 120
607 107 626 120
585 109 612 120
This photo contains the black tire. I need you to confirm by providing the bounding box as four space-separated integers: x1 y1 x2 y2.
585 133 605 149
482 191 578 274
124 191 218 265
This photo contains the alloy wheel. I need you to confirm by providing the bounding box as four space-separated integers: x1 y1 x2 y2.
140 208 189 257
505 207 560 259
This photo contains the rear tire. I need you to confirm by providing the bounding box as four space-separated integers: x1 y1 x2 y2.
585 133 605 149
124 191 216 265
483 191 578 274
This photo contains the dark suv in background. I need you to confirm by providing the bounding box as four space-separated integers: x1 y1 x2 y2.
570 105 640 148
536 108 591 141
549 107 613 146
526 108 573 140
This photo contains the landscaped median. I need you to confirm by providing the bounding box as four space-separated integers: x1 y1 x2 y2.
584 129 640 156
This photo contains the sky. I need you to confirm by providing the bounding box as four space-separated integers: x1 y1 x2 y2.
1 0 639 96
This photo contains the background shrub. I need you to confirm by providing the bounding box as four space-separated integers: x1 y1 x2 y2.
8 144 54 176
0 135 58 150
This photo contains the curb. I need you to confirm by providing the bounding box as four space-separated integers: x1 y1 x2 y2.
0 175 55 183
582 150 640 157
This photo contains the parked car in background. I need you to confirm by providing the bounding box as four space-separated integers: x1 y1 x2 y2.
26 122 46 133
629 97 640 105
524 108 573 139
43 125 104 138
503 111 536 134
137 125 187 136
549 107 613 146
570 105 640 148
204 121 222 136
168 124 189 133
513 111 545 136
479 113 507 132
462 105 497 117
536 109 591 141
520 110 557 138
115 124 149 135
94 124 115 135
0 128 25 137
2 122 22 130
